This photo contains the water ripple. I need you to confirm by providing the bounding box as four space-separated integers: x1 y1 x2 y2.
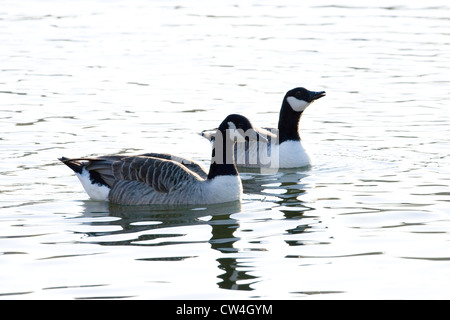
1 0 450 299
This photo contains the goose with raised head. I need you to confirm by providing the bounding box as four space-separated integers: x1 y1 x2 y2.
201 87 326 169
59 114 264 205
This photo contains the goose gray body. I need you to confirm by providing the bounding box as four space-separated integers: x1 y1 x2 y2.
60 114 261 205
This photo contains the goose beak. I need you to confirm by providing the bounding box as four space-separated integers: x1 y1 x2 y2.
309 91 326 102
199 129 216 142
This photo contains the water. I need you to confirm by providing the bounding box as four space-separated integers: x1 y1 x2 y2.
1 0 449 299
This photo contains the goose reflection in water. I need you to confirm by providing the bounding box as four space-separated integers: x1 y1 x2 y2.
76 169 312 291
77 200 258 290
241 169 314 219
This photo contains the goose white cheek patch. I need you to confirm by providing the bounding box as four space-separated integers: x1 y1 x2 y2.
227 121 237 130
287 96 310 112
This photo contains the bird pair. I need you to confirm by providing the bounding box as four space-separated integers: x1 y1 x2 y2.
60 87 325 205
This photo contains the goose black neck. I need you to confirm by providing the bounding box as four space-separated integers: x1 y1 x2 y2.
207 128 238 180
277 99 303 144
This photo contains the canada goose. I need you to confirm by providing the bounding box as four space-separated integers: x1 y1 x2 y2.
59 114 264 205
201 87 326 168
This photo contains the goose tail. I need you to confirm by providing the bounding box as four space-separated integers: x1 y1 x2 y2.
58 157 84 174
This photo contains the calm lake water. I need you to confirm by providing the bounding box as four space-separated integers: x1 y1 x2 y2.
1 0 449 299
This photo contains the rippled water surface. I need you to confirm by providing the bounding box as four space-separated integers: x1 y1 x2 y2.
1 0 450 299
